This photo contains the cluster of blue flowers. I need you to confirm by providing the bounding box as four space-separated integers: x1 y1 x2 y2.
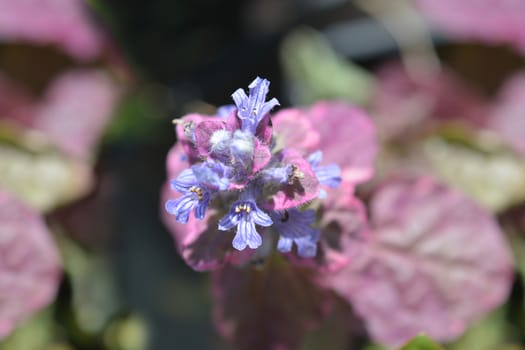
165 78 341 258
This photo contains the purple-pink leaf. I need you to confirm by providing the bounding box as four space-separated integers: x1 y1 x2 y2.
416 0 525 55
252 139 272 174
255 114 274 146
306 102 378 186
316 181 370 272
33 70 120 160
264 150 319 210
0 0 105 61
371 62 490 140
489 72 525 156
322 176 514 347
0 190 61 339
212 260 331 350
288 181 369 273
0 74 35 127
0 70 120 160
272 108 320 153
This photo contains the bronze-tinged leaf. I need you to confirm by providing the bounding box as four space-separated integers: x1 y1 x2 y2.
212 257 331 350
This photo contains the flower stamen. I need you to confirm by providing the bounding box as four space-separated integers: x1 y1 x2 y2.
288 164 305 184
235 203 252 213
189 186 203 200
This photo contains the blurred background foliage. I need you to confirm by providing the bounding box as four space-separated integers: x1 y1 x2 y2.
1 0 525 349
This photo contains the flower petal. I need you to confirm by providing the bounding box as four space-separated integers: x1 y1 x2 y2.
315 163 342 188
277 237 294 253
218 210 241 231
251 205 273 227
234 77 279 134
165 193 196 224
170 169 197 192
233 219 262 250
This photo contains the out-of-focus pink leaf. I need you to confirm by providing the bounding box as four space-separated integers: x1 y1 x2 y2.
322 176 514 347
33 70 120 160
0 189 61 339
0 74 34 127
371 62 490 140
272 102 377 187
162 144 253 271
306 102 378 186
272 108 320 153
489 72 525 156
316 181 369 272
212 259 331 350
416 0 525 55
0 0 105 61
0 69 120 161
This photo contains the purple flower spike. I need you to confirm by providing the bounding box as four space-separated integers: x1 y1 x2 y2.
308 150 342 189
166 169 212 223
272 209 320 258
218 199 273 251
260 164 293 184
231 77 279 134
191 161 231 191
